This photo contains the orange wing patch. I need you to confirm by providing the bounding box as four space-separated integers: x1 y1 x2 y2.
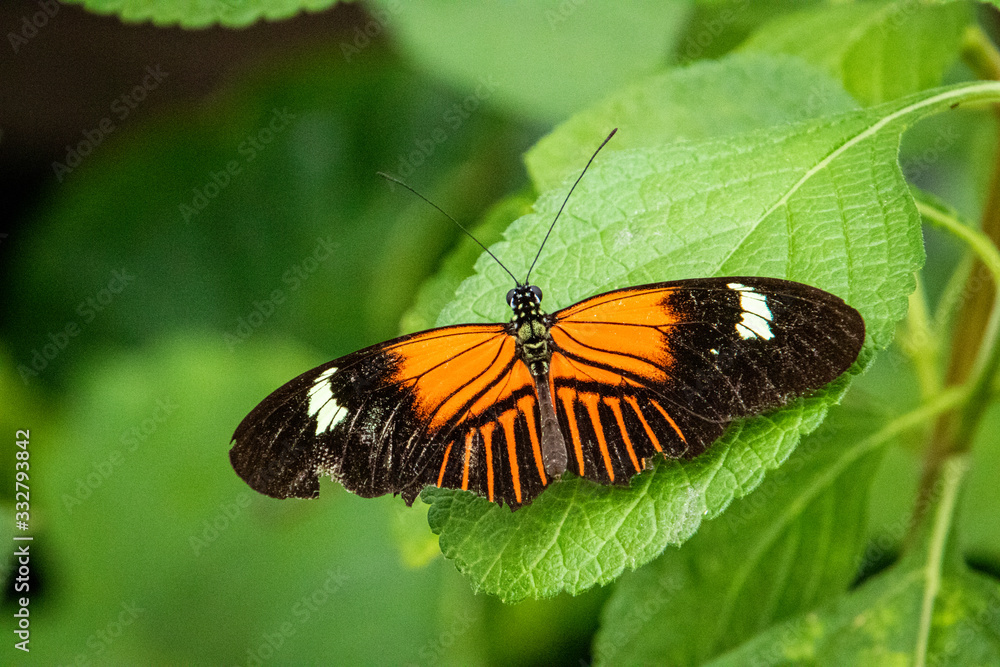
648 399 688 446
389 325 515 431
580 392 615 481
557 385 586 475
481 422 496 501
549 323 667 384
437 441 454 487
461 429 476 491
556 284 679 324
551 285 683 384
624 395 663 453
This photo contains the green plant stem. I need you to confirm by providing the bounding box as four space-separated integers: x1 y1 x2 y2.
962 25 1000 83
902 273 941 399
944 22 1000 435
915 199 1000 515
917 201 1000 362
933 250 975 333
914 454 969 667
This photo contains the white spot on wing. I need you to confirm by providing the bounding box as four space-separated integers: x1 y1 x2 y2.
728 283 775 340
741 291 772 321
308 367 348 434
736 313 774 339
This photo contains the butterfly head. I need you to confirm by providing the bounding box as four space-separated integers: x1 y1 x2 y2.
507 284 543 323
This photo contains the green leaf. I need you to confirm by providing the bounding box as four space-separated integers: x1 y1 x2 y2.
593 399 887 665
709 457 1000 666
527 53 859 191
372 0 692 122
425 81 1000 602
62 0 342 27
740 0 971 105
674 0 825 64
61 0 341 27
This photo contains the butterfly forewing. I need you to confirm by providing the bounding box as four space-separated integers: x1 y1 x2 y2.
547 277 865 489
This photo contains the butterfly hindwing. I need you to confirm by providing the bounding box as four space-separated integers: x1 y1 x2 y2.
432 372 550 509
548 277 865 488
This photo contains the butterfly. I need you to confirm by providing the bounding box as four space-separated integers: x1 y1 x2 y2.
230 130 865 511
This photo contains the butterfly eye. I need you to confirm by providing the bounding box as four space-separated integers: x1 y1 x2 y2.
530 285 542 301
506 288 517 307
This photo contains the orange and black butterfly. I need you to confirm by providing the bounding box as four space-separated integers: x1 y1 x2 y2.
230 130 865 511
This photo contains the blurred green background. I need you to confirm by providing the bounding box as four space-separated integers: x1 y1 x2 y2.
2 0 999 664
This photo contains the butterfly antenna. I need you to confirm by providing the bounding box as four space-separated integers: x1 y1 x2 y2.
377 172 520 285
524 128 617 284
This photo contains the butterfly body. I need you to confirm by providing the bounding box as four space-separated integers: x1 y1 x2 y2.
230 276 864 511
506 283 568 478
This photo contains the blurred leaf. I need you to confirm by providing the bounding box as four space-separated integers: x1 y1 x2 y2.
740 0 971 105
960 403 1000 565
480 589 608 666
424 81 1000 602
2 52 518 389
389 499 439 569
856 347 925 571
31 336 487 665
709 457 1000 666
674 0 825 64
62 0 343 27
593 398 887 665
0 348 45 500
374 0 692 122
526 53 859 190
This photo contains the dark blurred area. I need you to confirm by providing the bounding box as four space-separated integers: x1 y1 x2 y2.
0 0 366 292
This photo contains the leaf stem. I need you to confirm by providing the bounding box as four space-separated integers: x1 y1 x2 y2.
933 250 974 334
850 386 966 465
904 58 1000 653
916 199 1000 329
914 455 969 667
901 273 941 399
